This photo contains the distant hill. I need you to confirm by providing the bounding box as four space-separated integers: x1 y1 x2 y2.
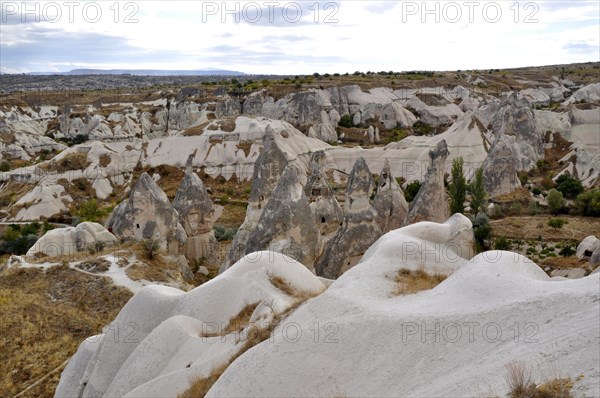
28 69 245 76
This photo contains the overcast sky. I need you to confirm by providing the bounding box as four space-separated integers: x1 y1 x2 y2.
1 0 598 74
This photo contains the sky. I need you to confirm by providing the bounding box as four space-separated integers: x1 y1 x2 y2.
0 0 599 74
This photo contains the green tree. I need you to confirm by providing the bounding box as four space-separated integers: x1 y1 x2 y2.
575 189 600 217
448 157 467 214
547 189 566 215
469 167 487 214
555 174 583 199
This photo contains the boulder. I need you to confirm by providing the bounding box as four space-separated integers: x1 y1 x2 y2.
245 164 321 271
576 236 600 259
106 172 187 255
173 156 220 265
221 127 289 271
26 222 116 257
373 159 409 233
304 151 344 236
406 140 450 224
316 158 382 278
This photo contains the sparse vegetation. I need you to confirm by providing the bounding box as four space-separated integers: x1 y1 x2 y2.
213 225 237 241
392 268 447 296
142 239 160 260
504 361 573 398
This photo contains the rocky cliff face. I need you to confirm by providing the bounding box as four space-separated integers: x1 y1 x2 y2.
406 140 450 224
315 158 382 279
173 156 220 265
106 172 187 255
373 159 409 233
245 164 321 271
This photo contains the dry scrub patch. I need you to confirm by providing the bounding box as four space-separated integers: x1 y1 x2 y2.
99 154 111 167
491 216 600 242
392 268 447 296
504 361 573 398
75 258 111 273
39 152 90 173
0 264 132 398
200 302 259 338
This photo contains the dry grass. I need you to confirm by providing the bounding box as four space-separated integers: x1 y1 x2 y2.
269 274 321 300
392 268 447 296
75 258 111 273
491 216 600 242
38 152 90 173
0 264 132 397
200 302 259 338
99 154 111 167
178 362 229 398
504 361 573 398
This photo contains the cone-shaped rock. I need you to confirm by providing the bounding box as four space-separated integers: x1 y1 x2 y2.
221 127 289 271
173 155 220 264
373 159 409 233
304 151 344 235
406 140 450 224
482 134 522 198
106 172 187 255
245 164 321 271
315 158 382 279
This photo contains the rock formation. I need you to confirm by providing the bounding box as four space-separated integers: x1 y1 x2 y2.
482 134 522 198
172 155 220 265
406 140 450 224
315 158 382 279
373 159 409 233
26 222 116 257
304 151 344 236
244 164 321 271
221 126 289 271
106 172 187 255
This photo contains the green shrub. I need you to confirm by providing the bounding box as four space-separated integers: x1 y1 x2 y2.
404 181 422 202
575 189 600 217
77 199 105 223
0 161 9 172
547 218 566 229
471 213 491 251
558 243 576 257
555 174 583 199
213 225 237 242
412 121 433 136
338 114 354 128
493 237 512 250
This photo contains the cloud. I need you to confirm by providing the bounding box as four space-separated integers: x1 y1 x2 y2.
563 41 600 54
363 2 398 14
